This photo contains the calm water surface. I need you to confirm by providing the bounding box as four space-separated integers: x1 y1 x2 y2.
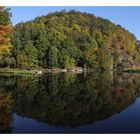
0 72 140 133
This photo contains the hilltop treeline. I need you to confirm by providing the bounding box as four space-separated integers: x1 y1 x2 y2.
1 10 140 70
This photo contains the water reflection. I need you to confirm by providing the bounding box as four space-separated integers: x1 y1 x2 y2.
0 72 140 133
0 82 13 133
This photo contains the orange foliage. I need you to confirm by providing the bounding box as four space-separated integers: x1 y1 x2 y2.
0 6 12 59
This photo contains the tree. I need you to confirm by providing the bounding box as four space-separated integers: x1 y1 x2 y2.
16 51 29 68
47 46 58 68
24 41 38 67
97 43 110 71
11 10 140 70
0 7 12 61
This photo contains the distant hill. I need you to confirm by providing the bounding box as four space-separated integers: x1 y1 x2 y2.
9 10 140 70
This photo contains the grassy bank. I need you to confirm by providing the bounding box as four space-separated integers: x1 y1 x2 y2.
0 67 87 75
123 67 140 73
0 67 140 75
0 68 42 75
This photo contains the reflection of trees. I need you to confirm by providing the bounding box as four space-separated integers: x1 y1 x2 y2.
9 72 140 128
0 86 13 133
0 73 139 130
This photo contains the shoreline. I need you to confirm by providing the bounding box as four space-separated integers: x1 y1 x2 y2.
0 67 139 75
0 68 87 75
123 67 140 73
0 68 40 75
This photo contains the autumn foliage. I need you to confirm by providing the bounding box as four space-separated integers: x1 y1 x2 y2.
11 10 140 70
0 6 12 60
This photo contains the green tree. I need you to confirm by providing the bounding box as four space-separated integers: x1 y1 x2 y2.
47 46 58 68
11 10 140 70
24 41 38 67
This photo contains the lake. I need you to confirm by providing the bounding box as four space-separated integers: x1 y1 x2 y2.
0 72 140 133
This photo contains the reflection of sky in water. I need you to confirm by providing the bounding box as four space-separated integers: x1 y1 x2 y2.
0 72 139 133
12 97 140 133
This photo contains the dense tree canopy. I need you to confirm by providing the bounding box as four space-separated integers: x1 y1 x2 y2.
0 6 12 65
9 10 140 70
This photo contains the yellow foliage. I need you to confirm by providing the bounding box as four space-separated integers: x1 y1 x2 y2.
0 25 12 44
0 13 12 58
17 52 30 67
0 44 11 53
0 6 5 10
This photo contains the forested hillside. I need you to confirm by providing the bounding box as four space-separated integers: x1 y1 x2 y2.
1 10 140 70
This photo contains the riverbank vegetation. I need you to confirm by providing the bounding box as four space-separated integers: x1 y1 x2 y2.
0 68 42 75
0 7 140 73
123 67 140 73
